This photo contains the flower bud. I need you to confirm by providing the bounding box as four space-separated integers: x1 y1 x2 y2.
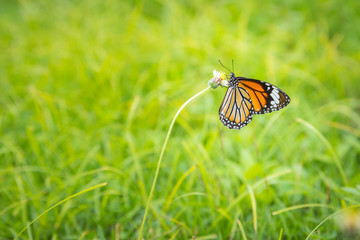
208 70 227 89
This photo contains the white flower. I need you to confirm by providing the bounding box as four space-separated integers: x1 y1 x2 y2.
208 69 228 89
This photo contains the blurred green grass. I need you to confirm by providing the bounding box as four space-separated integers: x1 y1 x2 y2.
1 0 360 239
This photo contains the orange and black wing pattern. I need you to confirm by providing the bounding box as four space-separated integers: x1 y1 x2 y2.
219 73 290 130
237 77 290 115
219 85 255 130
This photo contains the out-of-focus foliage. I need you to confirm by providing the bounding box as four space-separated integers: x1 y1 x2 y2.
1 0 360 239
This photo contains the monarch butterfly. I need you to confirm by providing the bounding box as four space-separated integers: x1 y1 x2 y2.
219 72 290 130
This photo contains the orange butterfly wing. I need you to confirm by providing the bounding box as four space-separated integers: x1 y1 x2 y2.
218 74 290 130
238 78 290 115
219 85 255 129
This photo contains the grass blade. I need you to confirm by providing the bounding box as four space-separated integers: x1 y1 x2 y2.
305 204 360 240
14 182 108 239
247 185 257 234
237 219 248 240
163 165 197 212
296 118 347 185
272 203 334 215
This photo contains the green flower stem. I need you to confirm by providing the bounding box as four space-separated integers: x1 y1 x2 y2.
138 86 211 240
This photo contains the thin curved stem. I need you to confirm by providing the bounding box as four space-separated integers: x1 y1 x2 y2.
14 182 108 240
138 86 210 240
305 204 360 240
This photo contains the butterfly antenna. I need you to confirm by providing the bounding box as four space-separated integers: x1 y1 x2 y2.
218 60 232 72
232 59 234 73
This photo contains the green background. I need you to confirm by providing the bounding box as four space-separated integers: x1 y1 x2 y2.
1 0 360 239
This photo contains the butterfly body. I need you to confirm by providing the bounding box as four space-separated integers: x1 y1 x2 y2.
219 73 290 130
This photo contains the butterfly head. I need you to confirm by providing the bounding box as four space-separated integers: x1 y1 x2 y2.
227 72 239 87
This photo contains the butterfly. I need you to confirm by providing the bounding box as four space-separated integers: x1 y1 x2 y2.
219 72 290 130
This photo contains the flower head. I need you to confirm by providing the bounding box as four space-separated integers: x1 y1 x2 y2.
208 70 229 89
